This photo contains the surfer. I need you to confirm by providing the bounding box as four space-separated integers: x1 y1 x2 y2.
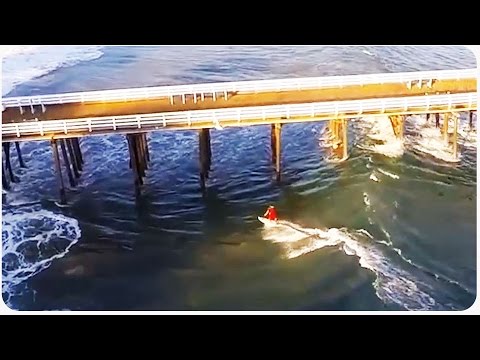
263 205 278 221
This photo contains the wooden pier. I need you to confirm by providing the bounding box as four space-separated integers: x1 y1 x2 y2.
1 69 477 203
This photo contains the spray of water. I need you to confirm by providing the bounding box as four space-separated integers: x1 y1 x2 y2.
261 220 443 310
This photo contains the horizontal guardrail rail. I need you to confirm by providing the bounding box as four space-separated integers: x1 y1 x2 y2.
2 68 476 109
2 92 476 140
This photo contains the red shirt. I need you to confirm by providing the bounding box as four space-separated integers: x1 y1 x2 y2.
265 208 278 221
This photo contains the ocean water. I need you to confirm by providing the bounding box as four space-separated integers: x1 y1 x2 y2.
1 45 477 311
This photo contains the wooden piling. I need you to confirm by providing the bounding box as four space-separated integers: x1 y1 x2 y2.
144 133 151 163
206 128 212 170
435 113 440 128
2 160 10 191
469 111 474 130
72 138 83 169
127 135 141 196
342 119 348 160
389 115 404 138
135 135 146 177
51 140 67 205
198 128 211 189
66 139 81 178
140 134 148 171
274 123 282 181
60 139 76 187
271 124 277 165
443 113 449 144
453 113 458 160
15 142 26 168
3 143 17 183
398 115 404 138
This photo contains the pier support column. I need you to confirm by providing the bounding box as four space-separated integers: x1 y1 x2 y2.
274 123 282 181
328 119 348 161
389 115 404 139
199 128 211 190
72 138 83 170
144 133 151 163
2 160 10 191
15 142 26 168
51 140 67 205
206 129 212 170
271 124 277 165
135 135 146 178
3 143 17 183
453 113 458 160
127 134 142 197
469 111 474 130
66 139 81 178
60 139 76 187
435 113 440 128
341 119 348 160
443 113 449 144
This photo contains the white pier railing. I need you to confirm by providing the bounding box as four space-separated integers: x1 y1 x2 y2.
2 92 476 140
2 68 476 109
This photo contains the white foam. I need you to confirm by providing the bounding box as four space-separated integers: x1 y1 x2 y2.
407 115 463 163
369 173 379 182
357 116 405 158
457 126 477 149
2 207 81 308
261 221 441 310
363 192 370 207
2 45 105 95
377 167 400 179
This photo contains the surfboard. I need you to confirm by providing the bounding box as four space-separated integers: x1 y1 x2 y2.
258 216 278 227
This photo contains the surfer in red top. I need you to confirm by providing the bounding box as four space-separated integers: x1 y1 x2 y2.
263 205 278 221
